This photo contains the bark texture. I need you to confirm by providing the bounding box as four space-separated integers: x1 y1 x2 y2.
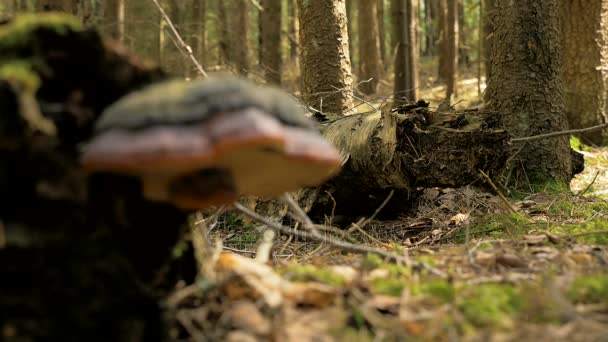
393 0 419 103
560 0 608 145
298 0 354 115
378 0 387 66
260 0 282 84
102 0 124 42
485 0 574 185
445 0 458 99
358 0 381 95
437 0 448 81
483 0 494 82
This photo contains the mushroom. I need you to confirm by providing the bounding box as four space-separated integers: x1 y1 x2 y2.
80 77 342 209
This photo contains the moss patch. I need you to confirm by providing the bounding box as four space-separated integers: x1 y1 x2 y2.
0 60 40 93
458 284 525 328
0 12 81 53
281 264 347 286
568 274 608 304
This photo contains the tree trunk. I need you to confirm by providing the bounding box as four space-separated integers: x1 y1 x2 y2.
260 0 282 84
297 0 353 115
358 0 382 95
190 0 206 71
231 0 250 75
437 0 448 81
393 0 419 103
346 0 357 75
458 0 469 67
485 0 574 186
483 0 494 83
287 0 299 66
378 0 387 66
103 0 124 43
423 0 436 56
560 0 608 145
218 0 230 65
445 0 458 99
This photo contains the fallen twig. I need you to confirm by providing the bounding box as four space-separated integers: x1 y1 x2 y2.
233 202 447 278
511 123 608 143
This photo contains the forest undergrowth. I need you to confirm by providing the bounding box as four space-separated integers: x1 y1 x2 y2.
166 69 608 341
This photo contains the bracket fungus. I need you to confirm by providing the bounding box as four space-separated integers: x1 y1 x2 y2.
80 77 342 209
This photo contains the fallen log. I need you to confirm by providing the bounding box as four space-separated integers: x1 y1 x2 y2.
296 103 513 220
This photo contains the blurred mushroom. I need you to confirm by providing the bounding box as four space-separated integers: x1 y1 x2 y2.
80 77 342 209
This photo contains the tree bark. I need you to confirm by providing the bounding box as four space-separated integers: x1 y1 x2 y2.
231 0 250 75
560 0 608 145
287 0 299 66
346 0 357 74
485 0 574 186
483 0 494 83
103 0 124 43
297 0 353 115
393 0 419 103
358 0 382 95
260 0 282 84
445 0 458 99
423 0 437 56
190 0 206 71
437 0 448 81
378 0 387 66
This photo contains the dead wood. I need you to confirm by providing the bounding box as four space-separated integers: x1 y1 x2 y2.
304 103 512 220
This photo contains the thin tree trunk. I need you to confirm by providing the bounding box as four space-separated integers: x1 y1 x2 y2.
483 0 494 83
560 0 608 145
260 0 282 84
103 0 124 43
346 0 357 75
393 0 418 103
445 0 458 99
378 0 387 67
485 0 573 186
231 0 250 75
287 0 299 68
358 0 382 95
190 0 206 71
437 0 448 81
298 0 353 115
218 0 230 65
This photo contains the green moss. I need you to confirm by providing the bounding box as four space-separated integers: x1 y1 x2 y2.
410 280 455 304
550 218 608 244
361 254 384 270
547 196 608 220
369 277 406 297
281 264 346 286
0 12 81 52
567 274 608 304
0 60 40 93
451 213 530 242
458 284 525 328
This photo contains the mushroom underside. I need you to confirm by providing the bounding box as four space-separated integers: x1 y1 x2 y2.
81 108 341 208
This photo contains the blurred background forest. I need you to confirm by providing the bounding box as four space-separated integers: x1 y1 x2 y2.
0 0 485 108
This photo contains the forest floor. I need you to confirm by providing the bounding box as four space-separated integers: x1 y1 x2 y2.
166 66 608 341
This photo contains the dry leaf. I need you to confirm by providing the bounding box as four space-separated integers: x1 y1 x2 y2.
217 252 284 307
282 282 338 307
226 302 271 336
